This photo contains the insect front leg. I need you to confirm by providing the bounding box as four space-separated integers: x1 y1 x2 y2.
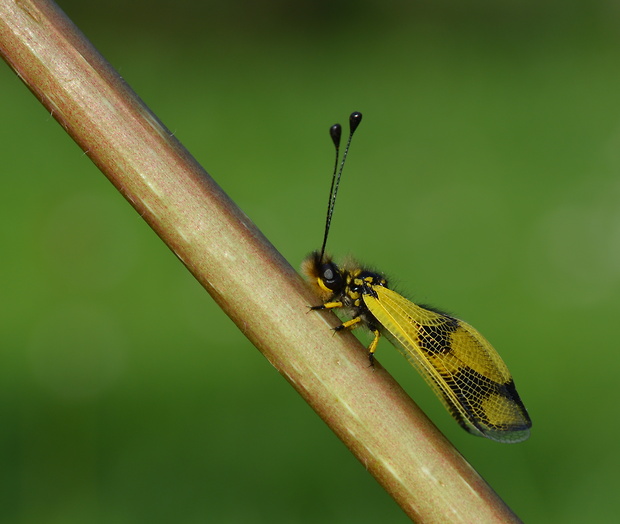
309 300 355 332
310 301 379 367
311 302 364 333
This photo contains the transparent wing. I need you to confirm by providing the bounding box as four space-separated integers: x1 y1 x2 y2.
364 286 531 443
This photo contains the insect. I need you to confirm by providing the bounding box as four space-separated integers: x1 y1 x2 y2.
302 112 532 443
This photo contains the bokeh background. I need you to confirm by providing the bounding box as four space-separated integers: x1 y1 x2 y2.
2 1 620 522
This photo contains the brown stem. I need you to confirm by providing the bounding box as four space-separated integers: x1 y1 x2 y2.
0 1 523 521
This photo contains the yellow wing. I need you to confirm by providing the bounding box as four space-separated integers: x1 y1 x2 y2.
363 286 531 443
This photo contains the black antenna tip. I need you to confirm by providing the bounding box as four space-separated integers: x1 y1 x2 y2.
349 112 362 134
330 123 342 148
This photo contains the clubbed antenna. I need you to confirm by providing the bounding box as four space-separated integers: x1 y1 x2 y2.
319 111 363 262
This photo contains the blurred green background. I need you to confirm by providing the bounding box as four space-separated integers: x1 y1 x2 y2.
2 1 620 522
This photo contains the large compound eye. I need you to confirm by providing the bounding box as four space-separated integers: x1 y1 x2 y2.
320 262 343 291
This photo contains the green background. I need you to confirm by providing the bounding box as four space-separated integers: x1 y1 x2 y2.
2 1 619 522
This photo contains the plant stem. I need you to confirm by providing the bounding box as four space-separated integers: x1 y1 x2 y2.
0 1 523 521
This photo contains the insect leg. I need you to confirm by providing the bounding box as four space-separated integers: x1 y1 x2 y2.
310 301 343 311
367 329 381 366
